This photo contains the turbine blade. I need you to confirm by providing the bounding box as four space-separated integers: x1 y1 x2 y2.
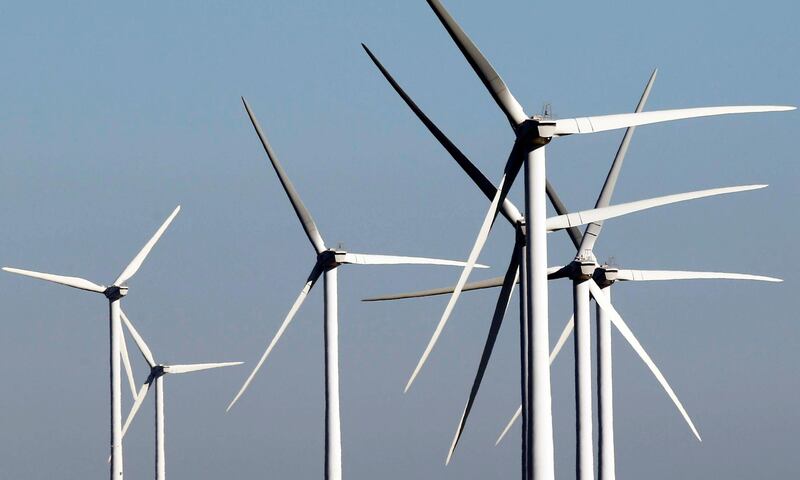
364 276 505 302
495 405 521 446
121 377 153 439
587 279 702 441
579 68 658 254
546 185 766 232
241 97 326 254
120 309 155 368
113 206 181 286
227 263 323 411
2 267 105 293
340 253 487 268
362 266 565 302
550 315 575 364
426 0 527 127
547 105 795 137
167 362 243 374
545 179 583 250
361 43 523 226
404 151 524 392
495 314 573 446
446 244 520 464
119 330 138 399
616 269 782 282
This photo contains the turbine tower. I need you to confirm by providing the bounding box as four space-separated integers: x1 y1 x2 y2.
226 97 497 480
117 311 241 480
3 205 181 480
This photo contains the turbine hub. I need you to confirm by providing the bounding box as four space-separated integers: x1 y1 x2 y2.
104 285 129 300
318 249 347 269
567 254 598 281
593 266 619 286
515 119 552 147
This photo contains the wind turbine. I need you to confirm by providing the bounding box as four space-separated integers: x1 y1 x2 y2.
395 1 793 478
361 29 785 478
226 97 498 480
117 310 241 480
3 205 181 480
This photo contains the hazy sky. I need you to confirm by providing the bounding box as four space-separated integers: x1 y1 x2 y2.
0 1 798 479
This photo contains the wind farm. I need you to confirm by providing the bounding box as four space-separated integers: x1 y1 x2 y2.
0 1 796 480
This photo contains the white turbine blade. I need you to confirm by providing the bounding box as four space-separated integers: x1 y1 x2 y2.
361 43 524 227
121 377 153 439
546 105 795 137
113 206 181 286
227 264 323 411
404 174 508 393
578 68 658 254
550 315 575 363
166 362 243 374
495 405 521 446
341 253 487 268
495 314 573 446
119 330 138 400
2 267 105 293
616 269 782 283
446 245 519 464
362 266 565 302
587 279 702 441
241 97 327 254
546 185 766 232
120 309 156 368
426 0 527 128
546 179 584 250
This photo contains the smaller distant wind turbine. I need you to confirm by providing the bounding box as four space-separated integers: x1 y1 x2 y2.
226 97 491 480
117 310 241 480
3 205 181 480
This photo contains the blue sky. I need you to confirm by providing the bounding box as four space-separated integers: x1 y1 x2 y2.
0 1 798 479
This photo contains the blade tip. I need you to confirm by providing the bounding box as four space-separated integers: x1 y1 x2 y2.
403 379 412 394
